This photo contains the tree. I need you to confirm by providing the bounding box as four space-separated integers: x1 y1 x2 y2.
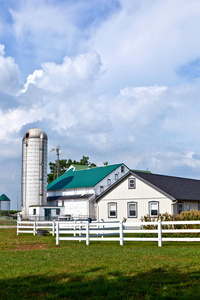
47 156 96 184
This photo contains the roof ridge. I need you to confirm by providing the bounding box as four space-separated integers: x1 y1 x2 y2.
134 171 200 181
70 163 122 172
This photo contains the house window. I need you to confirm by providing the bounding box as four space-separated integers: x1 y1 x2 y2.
107 179 111 186
128 202 137 218
56 209 60 215
178 203 183 214
100 186 104 193
198 203 200 211
62 200 65 206
115 174 119 180
33 209 36 215
121 165 125 173
108 202 117 218
128 178 135 189
149 202 159 216
187 204 193 211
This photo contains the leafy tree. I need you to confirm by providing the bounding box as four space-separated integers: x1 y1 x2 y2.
47 156 96 184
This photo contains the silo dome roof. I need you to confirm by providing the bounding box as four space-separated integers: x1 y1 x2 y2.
23 128 48 139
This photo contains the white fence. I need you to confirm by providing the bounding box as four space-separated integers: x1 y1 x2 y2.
17 220 200 247
17 220 56 236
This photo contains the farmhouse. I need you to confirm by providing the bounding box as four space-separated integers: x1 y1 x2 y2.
31 162 200 222
95 170 200 222
47 163 129 220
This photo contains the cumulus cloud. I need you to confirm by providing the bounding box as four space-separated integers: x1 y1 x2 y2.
89 0 200 91
0 44 22 94
21 52 103 94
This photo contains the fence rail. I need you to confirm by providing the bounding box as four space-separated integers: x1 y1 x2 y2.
17 220 56 236
17 220 200 247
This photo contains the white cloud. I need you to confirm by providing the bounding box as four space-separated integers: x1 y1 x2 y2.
0 44 5 56
88 0 200 91
0 44 22 94
0 107 39 141
22 52 103 94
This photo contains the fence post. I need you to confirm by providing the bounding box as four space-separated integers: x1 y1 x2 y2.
34 220 36 236
86 221 90 245
17 221 19 235
120 220 124 246
102 221 104 238
52 220 55 236
56 222 59 245
79 222 82 242
74 221 76 237
158 220 162 247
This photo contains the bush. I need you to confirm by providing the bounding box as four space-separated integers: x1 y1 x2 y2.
177 209 200 221
176 210 200 230
141 213 176 229
141 210 200 232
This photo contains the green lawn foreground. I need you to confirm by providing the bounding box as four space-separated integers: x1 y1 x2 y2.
0 229 200 300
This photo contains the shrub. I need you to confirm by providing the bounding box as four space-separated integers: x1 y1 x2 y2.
141 210 200 233
176 210 200 230
141 213 176 229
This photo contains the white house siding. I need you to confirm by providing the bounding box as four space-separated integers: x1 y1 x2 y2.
59 200 88 219
47 187 94 197
97 175 173 222
94 164 129 195
28 206 65 220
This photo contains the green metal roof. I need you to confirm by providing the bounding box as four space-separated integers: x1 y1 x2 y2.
69 164 93 171
0 194 11 201
47 164 122 191
132 169 152 174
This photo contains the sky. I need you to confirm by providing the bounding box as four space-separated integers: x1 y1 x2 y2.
1 0 200 209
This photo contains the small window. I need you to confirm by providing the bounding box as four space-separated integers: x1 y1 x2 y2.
100 186 104 193
107 179 111 186
108 202 117 218
178 203 183 214
121 165 125 173
26 133 29 138
128 202 137 218
56 209 60 215
62 200 65 206
33 209 36 215
149 202 159 216
115 174 119 180
187 204 193 211
128 178 135 189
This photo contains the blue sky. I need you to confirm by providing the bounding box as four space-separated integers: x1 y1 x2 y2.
1 0 200 209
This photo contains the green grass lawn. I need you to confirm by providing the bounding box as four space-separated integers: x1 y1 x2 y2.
0 229 200 299
0 217 17 226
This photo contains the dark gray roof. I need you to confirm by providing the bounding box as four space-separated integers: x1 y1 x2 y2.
95 170 200 203
133 171 200 201
47 194 94 201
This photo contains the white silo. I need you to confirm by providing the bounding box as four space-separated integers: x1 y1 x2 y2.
22 128 48 217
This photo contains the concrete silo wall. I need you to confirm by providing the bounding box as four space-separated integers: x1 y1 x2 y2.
22 128 48 216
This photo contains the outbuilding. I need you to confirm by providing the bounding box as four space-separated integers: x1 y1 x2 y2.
0 194 11 214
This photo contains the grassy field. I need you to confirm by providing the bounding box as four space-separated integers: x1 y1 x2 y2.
0 229 200 299
0 217 17 226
